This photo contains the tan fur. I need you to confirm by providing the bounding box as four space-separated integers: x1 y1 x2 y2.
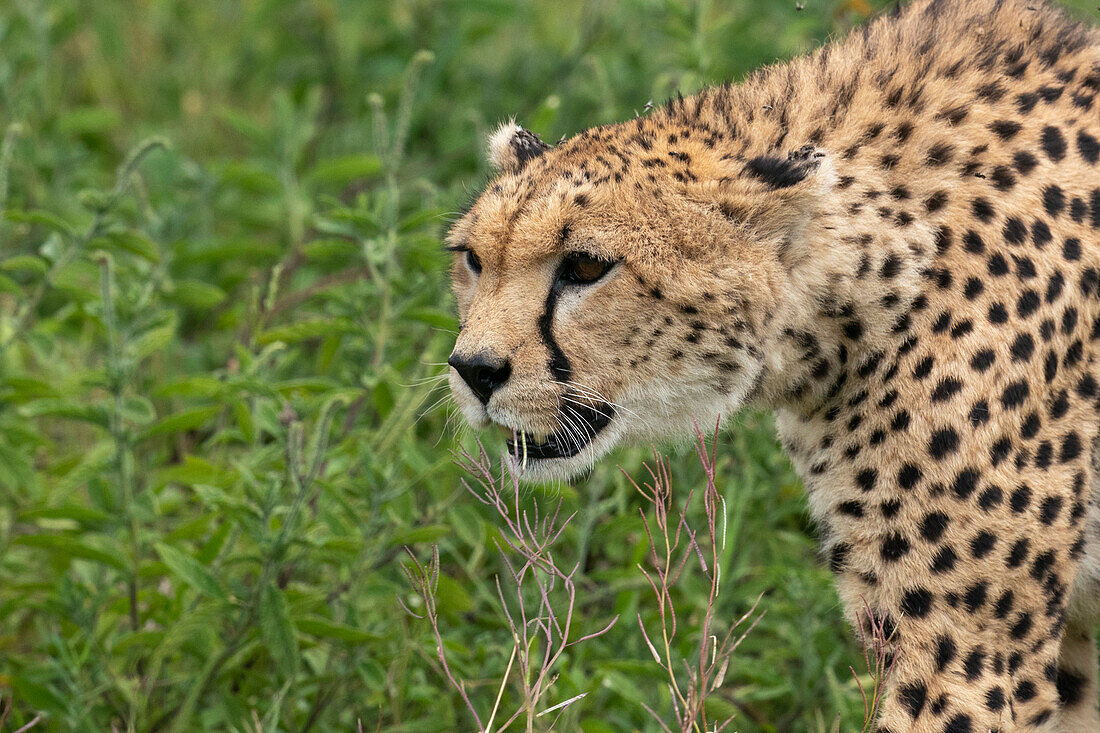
448 1 1100 729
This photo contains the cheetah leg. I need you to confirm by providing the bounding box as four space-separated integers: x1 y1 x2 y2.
1053 619 1099 732
864 630 1065 733
837 590 1067 732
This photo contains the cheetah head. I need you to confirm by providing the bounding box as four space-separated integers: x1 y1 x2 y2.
447 120 835 480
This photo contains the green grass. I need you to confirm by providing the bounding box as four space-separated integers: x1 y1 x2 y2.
1 0 1097 730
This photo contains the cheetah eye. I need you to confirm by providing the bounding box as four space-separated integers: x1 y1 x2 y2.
558 252 615 286
465 249 483 274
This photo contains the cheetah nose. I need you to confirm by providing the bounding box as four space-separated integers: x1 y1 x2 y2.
448 351 512 405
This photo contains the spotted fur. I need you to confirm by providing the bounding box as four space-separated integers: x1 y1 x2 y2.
447 1 1100 729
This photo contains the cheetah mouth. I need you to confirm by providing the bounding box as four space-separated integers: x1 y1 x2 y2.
504 402 615 461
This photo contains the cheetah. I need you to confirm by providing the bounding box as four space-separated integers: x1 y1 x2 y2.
445 0 1100 729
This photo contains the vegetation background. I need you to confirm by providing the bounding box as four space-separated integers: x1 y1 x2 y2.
1 0 1097 730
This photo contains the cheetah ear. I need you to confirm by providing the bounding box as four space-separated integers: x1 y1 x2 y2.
487 120 552 173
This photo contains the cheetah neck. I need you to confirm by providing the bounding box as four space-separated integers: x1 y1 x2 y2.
752 168 941 418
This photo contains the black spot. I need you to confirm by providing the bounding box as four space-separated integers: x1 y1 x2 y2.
1072 196 1089 222
1040 495 1064 525
925 191 948 213
964 646 987 678
898 682 928 718
891 410 911 431
1010 333 1034 362
932 377 962 402
1078 130 1100 164
921 512 950 542
963 278 984 299
990 120 1021 139
978 486 1003 511
1064 237 1082 261
837 500 865 518
1033 219 1053 247
1011 613 1033 639
829 542 850 572
964 230 985 253
1002 380 1029 408
929 428 959 459
898 464 922 490
932 546 958 573
935 635 957 670
1057 668 1088 706
1017 289 1040 317
995 588 1015 617
991 165 1016 191
971 532 996 558
1041 126 1067 161
1061 431 1082 462
1014 150 1038 174
1044 185 1066 216
953 468 979 499
970 349 995 372
987 253 1009 277
881 532 911 561
901 590 934 620
944 715 973 733
1007 539 1029 568
1010 484 1033 513
746 156 812 188
1003 217 1027 244
971 198 995 222
927 142 954 165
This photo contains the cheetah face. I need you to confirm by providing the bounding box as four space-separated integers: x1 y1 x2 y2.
447 123 829 480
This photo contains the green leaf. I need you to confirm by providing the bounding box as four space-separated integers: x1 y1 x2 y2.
435 574 473 615
390 524 450 546
259 583 299 674
154 542 228 601
131 318 178 360
0 442 38 493
307 154 382 185
216 107 269 144
20 504 112 525
12 533 128 571
1 254 49 275
257 318 359 345
302 238 359 263
57 105 122 135
171 279 227 309
10 674 67 713
120 395 157 425
152 455 236 489
219 160 280 193
293 616 381 643
140 405 223 440
0 272 21 294
232 399 255 442
19 399 110 428
91 230 160 262
2 376 61 401
154 376 227 399
5 209 74 235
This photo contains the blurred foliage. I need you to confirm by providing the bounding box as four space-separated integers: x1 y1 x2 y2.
0 0 1096 730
